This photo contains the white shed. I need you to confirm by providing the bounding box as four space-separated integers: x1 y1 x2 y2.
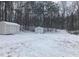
35 27 44 33
0 21 20 34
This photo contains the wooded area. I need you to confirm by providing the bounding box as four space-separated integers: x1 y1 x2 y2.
0 1 79 31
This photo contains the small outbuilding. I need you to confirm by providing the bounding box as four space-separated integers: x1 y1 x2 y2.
35 27 44 33
0 21 20 34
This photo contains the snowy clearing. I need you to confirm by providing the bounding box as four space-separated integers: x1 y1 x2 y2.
0 30 79 57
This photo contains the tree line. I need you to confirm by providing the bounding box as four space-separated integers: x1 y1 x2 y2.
0 1 79 31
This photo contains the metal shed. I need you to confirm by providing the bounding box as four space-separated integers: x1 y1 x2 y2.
0 21 20 34
35 27 44 33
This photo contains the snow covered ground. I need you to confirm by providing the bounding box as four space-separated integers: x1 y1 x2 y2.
0 30 79 57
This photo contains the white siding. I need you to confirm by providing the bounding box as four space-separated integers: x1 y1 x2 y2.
0 21 20 34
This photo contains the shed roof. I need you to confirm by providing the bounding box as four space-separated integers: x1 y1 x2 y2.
0 21 20 26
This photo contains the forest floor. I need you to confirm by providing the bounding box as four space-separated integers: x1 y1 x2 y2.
0 30 79 57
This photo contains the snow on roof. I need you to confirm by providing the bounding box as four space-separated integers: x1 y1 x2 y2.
0 21 20 26
36 27 44 29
